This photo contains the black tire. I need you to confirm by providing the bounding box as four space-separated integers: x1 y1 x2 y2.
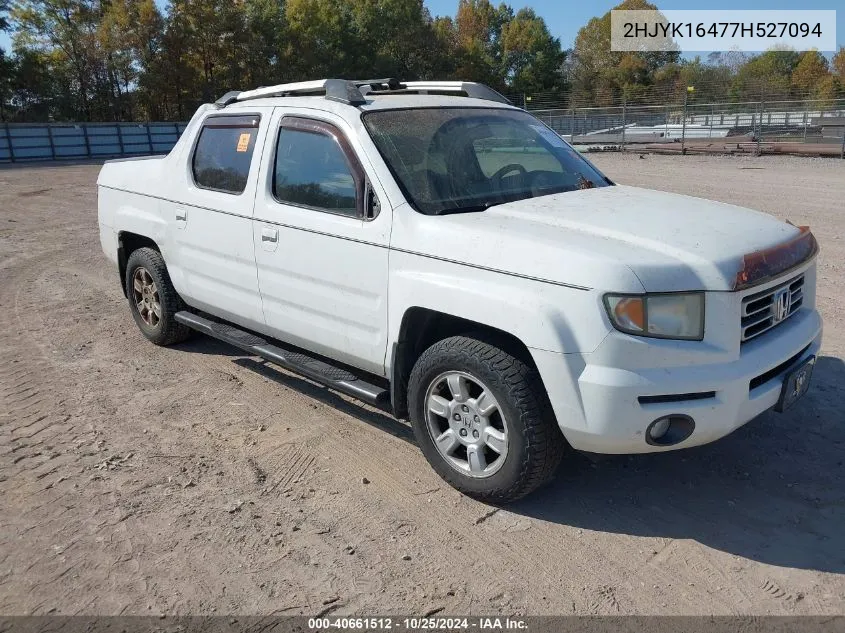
408 335 565 503
125 247 192 346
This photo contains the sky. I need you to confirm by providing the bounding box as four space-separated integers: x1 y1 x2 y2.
1 1 842 55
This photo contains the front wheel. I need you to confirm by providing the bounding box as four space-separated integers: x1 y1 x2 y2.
408 336 565 503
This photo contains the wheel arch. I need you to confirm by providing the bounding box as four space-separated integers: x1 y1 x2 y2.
117 232 160 297
390 307 543 420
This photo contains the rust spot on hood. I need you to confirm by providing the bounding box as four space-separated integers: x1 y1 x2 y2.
734 226 819 291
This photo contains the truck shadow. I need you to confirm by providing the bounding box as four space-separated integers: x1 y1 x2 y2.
176 335 249 357
511 354 845 574
232 357 416 444
174 336 417 441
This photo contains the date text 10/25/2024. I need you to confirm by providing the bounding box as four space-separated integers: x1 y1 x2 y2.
307 617 529 630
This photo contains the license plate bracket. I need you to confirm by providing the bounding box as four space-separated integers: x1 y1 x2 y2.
774 355 815 413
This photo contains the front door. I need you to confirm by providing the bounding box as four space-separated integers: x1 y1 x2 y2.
252 110 391 376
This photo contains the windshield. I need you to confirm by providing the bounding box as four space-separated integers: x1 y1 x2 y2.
363 107 611 215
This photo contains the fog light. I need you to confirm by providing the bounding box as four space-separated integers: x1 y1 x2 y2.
645 414 696 447
649 417 671 440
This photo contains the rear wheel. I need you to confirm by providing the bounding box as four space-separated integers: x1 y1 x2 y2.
408 335 564 503
125 247 192 346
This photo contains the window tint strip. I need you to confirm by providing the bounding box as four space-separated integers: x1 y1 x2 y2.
202 114 261 129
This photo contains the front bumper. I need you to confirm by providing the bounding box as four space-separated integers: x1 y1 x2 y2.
531 306 823 454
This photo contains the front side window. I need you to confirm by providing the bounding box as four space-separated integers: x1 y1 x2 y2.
192 115 260 194
363 107 611 215
273 124 359 216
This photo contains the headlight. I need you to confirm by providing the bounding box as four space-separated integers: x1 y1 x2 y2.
604 292 705 340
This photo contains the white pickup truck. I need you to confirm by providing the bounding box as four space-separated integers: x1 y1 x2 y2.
98 78 822 502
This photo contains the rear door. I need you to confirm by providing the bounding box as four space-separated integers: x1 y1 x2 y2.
252 109 391 376
166 110 270 331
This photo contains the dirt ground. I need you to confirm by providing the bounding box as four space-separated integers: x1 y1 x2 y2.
1 153 843 617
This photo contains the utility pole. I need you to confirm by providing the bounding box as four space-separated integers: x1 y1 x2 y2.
681 86 694 154
802 103 809 144
621 92 627 151
709 104 714 139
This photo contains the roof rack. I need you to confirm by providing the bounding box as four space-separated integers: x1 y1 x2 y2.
384 81 510 105
215 79 511 107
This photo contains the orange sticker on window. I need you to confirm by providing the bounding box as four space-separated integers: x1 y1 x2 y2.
236 133 251 152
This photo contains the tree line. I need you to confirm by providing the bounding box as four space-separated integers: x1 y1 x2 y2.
0 0 843 123
0 0 565 121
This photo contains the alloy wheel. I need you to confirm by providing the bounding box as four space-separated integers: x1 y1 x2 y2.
424 371 509 478
132 267 162 328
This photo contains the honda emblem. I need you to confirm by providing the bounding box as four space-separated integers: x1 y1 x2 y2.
772 288 790 323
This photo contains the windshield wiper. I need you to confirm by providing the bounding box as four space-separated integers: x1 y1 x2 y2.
434 201 503 216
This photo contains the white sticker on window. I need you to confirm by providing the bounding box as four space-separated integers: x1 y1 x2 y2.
531 124 567 148
236 133 252 153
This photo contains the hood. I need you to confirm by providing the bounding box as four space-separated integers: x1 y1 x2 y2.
391 185 805 292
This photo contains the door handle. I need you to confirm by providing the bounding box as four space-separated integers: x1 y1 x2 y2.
175 209 187 222
261 227 279 243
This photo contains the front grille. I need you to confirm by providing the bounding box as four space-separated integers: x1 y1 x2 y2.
741 274 804 343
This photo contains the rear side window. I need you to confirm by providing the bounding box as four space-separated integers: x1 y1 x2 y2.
273 120 361 217
192 115 260 194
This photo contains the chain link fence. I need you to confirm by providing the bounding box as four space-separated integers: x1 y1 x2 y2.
2 98 844 163
529 98 845 158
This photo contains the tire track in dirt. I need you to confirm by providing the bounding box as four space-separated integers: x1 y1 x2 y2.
0 222 150 613
0 254 83 611
588 585 621 614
